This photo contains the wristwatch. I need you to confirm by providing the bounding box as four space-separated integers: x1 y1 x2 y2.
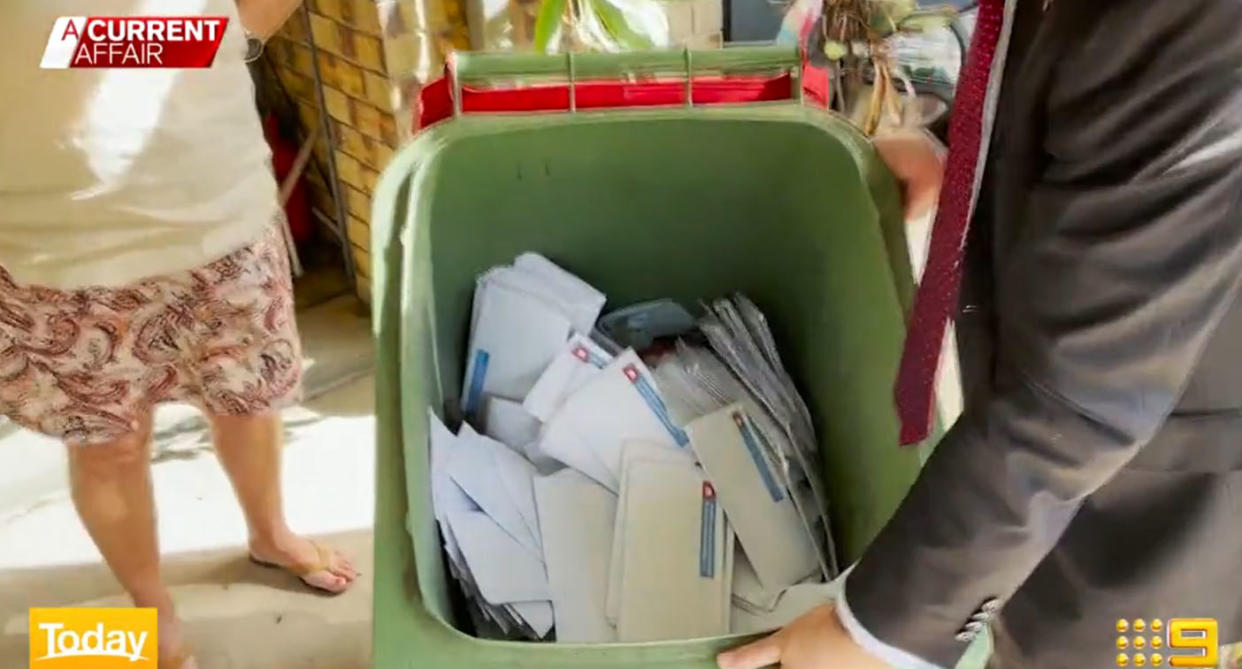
244 30 264 62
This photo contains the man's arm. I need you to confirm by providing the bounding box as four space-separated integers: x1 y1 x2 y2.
844 0 1242 665
236 0 304 42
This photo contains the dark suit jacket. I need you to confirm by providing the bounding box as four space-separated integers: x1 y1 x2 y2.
846 1 1242 667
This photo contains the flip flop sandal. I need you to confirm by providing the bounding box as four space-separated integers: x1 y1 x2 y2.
249 541 349 595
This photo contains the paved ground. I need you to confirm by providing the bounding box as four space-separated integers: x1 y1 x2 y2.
0 295 376 669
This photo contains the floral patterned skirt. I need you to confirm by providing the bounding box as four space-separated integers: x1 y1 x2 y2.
0 223 302 445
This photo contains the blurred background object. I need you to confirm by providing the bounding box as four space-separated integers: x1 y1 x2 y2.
808 0 970 134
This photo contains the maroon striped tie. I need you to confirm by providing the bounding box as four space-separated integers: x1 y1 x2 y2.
894 0 1008 445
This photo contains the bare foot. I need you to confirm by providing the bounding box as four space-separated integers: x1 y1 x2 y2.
249 530 359 594
132 595 196 669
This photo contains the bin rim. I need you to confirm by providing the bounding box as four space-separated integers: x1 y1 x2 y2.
417 45 832 131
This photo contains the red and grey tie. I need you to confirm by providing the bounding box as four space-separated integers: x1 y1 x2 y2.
894 0 1009 445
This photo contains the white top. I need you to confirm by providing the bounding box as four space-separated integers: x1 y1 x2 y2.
837 584 945 669
0 0 279 289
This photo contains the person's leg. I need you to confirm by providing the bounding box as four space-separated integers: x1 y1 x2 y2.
67 413 195 667
209 410 358 593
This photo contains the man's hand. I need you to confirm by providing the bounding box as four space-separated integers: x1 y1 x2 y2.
716 605 893 669
873 131 946 224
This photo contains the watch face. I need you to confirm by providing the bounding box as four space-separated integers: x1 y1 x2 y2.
245 36 264 62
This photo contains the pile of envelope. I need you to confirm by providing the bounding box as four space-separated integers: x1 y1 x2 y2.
428 253 838 642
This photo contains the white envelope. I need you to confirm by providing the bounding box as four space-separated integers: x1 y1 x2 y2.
614 459 733 642
512 252 607 334
606 441 696 625
429 410 478 523
462 280 572 414
472 256 605 337
447 509 550 604
538 349 689 492
536 418 615 490
523 441 567 477
446 425 542 555
508 601 554 639
687 405 819 592
439 509 471 576
428 411 479 575
523 333 613 422
483 395 542 456
533 469 618 643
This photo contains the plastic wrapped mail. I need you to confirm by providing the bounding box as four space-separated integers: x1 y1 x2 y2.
699 296 838 577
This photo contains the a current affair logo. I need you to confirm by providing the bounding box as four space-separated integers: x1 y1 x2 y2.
40 16 228 69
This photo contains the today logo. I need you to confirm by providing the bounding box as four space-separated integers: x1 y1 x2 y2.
28 608 156 668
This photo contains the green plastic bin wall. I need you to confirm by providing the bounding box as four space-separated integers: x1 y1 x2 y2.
370 104 987 669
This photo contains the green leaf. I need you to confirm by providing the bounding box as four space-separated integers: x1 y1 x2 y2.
589 0 655 51
867 0 917 35
884 0 919 18
534 0 566 53
898 7 956 32
823 39 848 61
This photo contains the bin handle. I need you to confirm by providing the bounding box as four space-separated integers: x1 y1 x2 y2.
448 45 804 117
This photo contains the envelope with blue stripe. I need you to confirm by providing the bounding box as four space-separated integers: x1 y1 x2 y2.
537 349 689 492
687 404 820 592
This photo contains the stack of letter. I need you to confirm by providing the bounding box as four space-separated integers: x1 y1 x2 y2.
429 253 838 641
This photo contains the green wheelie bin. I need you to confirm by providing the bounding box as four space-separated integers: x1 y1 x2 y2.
368 45 988 669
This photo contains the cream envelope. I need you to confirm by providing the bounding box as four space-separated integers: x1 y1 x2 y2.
533 469 618 642
605 440 696 625
614 458 733 642
731 548 782 613
687 405 819 592
729 580 840 635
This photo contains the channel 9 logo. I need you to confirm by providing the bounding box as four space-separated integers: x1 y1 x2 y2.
1115 618 1219 667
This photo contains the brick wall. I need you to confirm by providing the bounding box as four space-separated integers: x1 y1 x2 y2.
267 0 468 305
665 0 725 48
265 0 717 304
377 0 470 139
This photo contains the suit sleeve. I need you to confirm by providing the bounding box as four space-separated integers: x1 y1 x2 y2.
842 1 1242 666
